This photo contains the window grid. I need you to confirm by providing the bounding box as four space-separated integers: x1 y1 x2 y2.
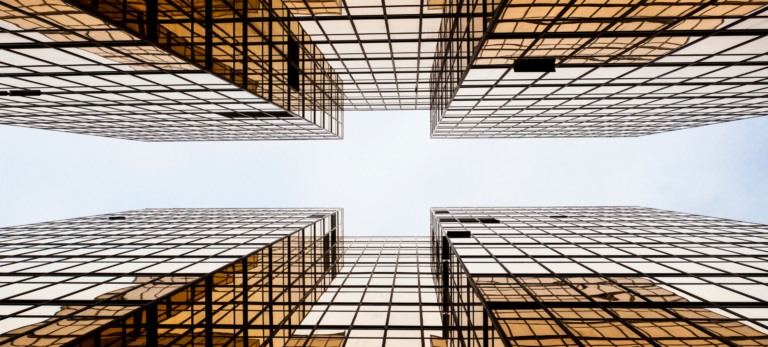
0 0 343 141
431 0 768 138
432 207 768 347
0 208 343 347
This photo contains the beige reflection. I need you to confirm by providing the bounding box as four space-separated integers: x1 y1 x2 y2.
0 0 135 40
0 276 195 347
431 334 448 347
476 277 768 347
0 0 197 70
100 276 198 301
477 0 765 65
283 0 342 15
92 46 198 71
0 305 138 347
286 332 345 347
1 0 343 122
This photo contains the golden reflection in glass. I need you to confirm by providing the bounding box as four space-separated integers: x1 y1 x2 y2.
0 0 213 70
285 332 345 347
498 317 566 340
630 321 710 339
564 320 641 339
474 277 768 347
478 36 692 64
0 226 340 347
11 0 343 131
430 0 502 123
0 210 341 347
610 308 674 320
476 277 535 302
0 0 150 65
0 305 139 347
549 308 611 320
282 0 342 15
431 334 448 347
0 0 115 31
428 0 445 10
474 0 768 65
519 277 590 303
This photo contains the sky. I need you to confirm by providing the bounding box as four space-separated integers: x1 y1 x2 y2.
1 111 767 236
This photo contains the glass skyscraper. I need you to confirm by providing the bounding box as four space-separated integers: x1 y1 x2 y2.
0 206 766 347
432 206 768 347
0 208 343 347
1 0 768 139
429 1 768 138
1 1 765 346
0 0 343 141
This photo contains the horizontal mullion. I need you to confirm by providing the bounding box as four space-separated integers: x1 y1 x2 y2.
487 29 768 40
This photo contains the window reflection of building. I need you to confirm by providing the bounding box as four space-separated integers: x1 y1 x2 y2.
0 208 767 346
460 276 768 347
0 305 139 347
285 332 346 347
282 0 342 15
280 237 447 347
95 276 197 301
0 0 342 140
0 209 342 347
430 1 768 138
433 207 768 347
476 1 759 65
58 0 343 122
0 245 340 347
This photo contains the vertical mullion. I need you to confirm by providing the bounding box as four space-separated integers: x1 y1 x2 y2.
146 0 158 41
269 7 274 102
482 310 488 347
243 0 249 90
243 258 250 345
269 245 274 346
205 0 213 68
206 279 213 347
147 306 158 347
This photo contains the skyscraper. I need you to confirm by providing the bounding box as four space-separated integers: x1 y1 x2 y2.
432 206 768 347
291 236 444 347
0 206 766 347
1 0 768 139
0 0 343 141
429 0 768 138
0 208 343 347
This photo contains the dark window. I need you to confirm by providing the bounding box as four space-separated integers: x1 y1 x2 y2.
513 59 556 72
447 231 472 238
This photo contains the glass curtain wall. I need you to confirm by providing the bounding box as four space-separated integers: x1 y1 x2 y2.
0 0 342 140
431 1 768 138
432 207 768 347
286 236 449 347
0 208 343 347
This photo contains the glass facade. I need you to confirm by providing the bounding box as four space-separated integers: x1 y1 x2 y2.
287 0 446 111
432 206 768 347
0 208 343 347
431 1 768 138
0 0 342 141
429 0 501 130
287 236 446 347
2 206 768 346
3 0 768 138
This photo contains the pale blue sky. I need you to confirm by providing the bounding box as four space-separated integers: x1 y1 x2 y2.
1 111 767 236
